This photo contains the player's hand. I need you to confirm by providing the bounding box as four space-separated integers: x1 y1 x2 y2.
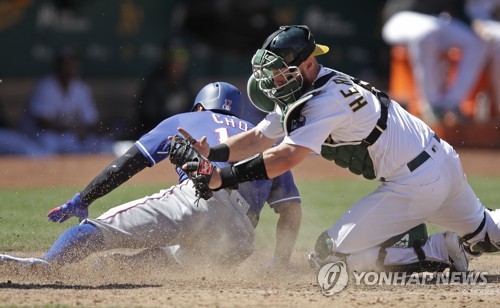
177 127 210 158
183 160 215 200
47 193 89 223
168 135 215 200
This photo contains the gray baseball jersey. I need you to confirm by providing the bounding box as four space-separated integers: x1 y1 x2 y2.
85 111 301 264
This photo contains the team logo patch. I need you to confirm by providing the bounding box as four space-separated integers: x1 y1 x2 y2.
222 99 232 112
290 115 306 132
392 234 410 248
197 160 213 175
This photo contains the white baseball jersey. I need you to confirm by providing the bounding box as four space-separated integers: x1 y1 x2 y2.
258 67 434 181
381 10 488 108
257 66 487 266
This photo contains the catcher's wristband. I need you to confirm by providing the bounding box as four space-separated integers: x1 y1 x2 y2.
207 143 230 162
219 153 269 188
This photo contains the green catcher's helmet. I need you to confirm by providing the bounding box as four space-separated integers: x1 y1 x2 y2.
248 25 329 112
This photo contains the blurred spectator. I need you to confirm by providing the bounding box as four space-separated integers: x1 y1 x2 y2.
0 99 47 157
20 46 113 155
382 0 488 125
134 38 195 138
467 0 500 116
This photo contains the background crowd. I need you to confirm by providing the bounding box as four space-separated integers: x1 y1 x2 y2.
0 0 498 157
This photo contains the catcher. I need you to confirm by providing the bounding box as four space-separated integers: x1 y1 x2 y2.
168 25 487 274
0 82 302 270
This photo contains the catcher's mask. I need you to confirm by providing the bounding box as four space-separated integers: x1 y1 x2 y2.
192 82 243 118
248 25 329 112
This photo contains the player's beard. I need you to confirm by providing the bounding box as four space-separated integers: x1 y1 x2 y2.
300 74 312 94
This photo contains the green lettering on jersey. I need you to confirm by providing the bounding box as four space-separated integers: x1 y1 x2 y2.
332 75 351 85
348 95 368 112
340 87 359 98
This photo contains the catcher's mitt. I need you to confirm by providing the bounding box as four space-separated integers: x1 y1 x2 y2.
169 135 214 201
169 135 200 167
185 160 214 201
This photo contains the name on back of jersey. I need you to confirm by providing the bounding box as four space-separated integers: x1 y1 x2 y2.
211 113 249 132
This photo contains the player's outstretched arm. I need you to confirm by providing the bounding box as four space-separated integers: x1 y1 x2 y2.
209 142 311 190
222 127 277 162
177 126 277 163
47 193 89 223
47 145 149 223
272 201 302 269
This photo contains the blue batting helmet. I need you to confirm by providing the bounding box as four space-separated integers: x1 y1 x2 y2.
192 82 243 118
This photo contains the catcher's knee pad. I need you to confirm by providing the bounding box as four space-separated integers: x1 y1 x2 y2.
382 260 450 273
310 224 430 271
313 231 336 261
380 223 429 249
376 230 453 274
308 231 346 269
463 209 500 253
375 223 434 273
351 224 431 272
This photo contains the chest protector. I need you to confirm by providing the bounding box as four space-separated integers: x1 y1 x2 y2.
281 70 390 180
321 141 376 179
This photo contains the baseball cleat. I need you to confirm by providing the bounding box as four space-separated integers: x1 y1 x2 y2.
0 254 51 270
444 232 469 272
308 252 322 270
307 251 338 270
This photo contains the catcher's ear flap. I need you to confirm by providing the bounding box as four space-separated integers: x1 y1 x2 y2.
247 74 276 113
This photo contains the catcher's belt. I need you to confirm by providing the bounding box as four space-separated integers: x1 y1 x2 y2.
406 134 441 172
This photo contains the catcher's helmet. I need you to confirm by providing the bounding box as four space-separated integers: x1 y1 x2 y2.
262 25 329 67
192 82 243 118
248 25 329 112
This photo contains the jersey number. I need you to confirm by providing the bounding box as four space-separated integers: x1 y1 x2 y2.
214 127 229 143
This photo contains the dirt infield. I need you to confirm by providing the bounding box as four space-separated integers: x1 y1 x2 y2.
1 149 500 306
1 148 499 189
1 252 500 307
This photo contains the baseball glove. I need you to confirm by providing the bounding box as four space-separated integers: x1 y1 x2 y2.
169 135 214 201
168 135 201 167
